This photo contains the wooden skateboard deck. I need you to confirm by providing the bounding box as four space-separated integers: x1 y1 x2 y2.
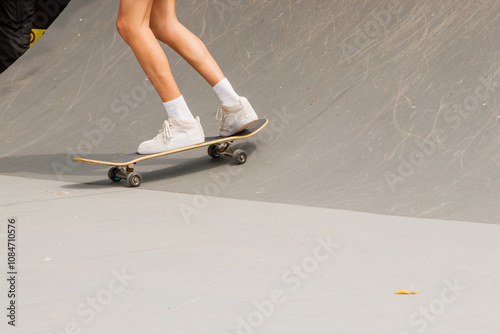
74 118 268 187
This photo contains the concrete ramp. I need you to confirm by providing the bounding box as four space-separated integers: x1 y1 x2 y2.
1 0 500 223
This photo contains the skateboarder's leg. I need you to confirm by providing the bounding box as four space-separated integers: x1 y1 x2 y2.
150 0 258 136
117 0 204 154
149 0 224 87
116 0 181 102
117 0 194 120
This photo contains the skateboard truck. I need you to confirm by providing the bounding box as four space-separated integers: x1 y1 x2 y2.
108 164 142 187
207 141 247 164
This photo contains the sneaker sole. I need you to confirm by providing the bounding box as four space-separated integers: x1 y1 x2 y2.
138 136 205 154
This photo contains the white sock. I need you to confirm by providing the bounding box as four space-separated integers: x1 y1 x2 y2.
213 78 240 106
163 95 194 120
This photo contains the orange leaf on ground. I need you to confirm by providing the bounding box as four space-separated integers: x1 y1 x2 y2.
395 290 420 295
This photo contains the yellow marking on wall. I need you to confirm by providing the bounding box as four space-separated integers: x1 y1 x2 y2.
30 29 46 47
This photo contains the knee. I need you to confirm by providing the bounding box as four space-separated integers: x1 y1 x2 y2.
150 19 180 47
116 15 135 44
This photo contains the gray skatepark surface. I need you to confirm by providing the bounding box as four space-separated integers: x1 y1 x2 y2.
1 0 499 224
1 0 500 333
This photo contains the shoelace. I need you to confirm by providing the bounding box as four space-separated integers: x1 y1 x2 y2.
216 101 241 121
215 106 224 122
155 120 173 140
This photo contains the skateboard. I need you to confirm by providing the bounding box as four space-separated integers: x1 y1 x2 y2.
74 118 268 187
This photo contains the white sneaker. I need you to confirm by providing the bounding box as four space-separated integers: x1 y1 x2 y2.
138 117 205 154
216 97 258 137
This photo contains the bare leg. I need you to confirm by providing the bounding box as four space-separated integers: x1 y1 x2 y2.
150 0 225 87
116 0 181 102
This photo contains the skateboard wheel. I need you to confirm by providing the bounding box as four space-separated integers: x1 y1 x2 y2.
233 149 247 164
108 167 121 182
208 144 220 158
127 172 142 187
